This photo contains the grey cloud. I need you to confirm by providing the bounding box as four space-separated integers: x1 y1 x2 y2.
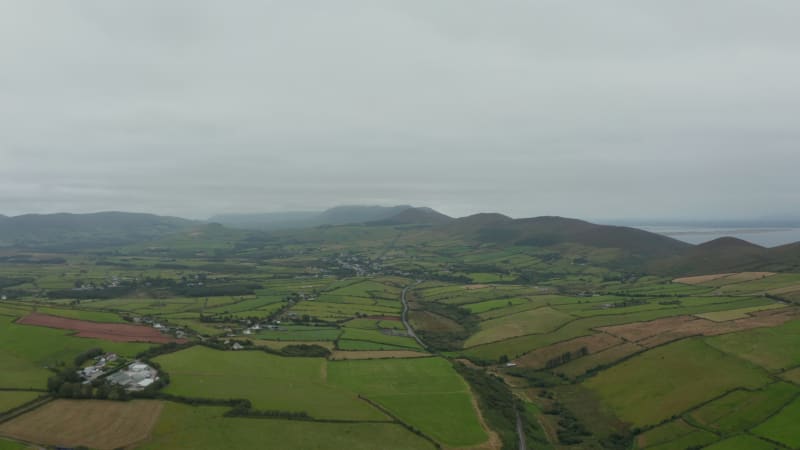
1 1 799 220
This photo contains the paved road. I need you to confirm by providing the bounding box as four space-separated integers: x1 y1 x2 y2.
516 409 527 450
401 281 427 350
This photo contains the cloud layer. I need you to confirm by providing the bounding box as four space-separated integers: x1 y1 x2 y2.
2 1 799 219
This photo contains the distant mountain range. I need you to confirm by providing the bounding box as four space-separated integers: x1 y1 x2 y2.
210 205 428 230
0 212 196 249
1 206 799 275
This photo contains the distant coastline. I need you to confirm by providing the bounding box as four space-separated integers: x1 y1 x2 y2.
635 226 800 248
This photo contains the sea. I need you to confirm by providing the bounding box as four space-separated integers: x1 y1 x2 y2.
635 226 800 248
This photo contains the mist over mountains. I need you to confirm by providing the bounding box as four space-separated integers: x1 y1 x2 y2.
1 205 799 276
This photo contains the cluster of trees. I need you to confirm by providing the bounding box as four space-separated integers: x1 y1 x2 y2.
545 347 589 369
544 402 591 445
47 284 135 300
607 299 648 309
0 276 33 289
658 299 682 305
47 365 128 401
415 303 478 351
455 362 550 450
278 344 331 358
73 347 104 366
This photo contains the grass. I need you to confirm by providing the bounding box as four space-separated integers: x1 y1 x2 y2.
695 302 786 322
0 439 27 450
34 307 125 323
140 402 435 450
0 399 163 450
752 397 800 448
465 306 573 348
0 316 150 389
705 319 800 372
0 391 41 413
340 328 420 349
558 342 643 378
635 419 717 450
155 346 384 421
687 382 799 433
703 434 777 450
583 339 770 427
337 340 423 351
462 297 530 313
328 357 488 447
463 297 783 360
254 327 342 341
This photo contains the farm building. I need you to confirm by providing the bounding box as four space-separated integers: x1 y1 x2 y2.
107 361 158 391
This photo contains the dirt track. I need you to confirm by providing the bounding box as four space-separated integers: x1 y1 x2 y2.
17 313 185 344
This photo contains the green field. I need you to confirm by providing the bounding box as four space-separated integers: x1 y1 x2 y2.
141 402 435 450
584 339 770 427
703 434 776 450
0 317 150 389
0 391 41 413
254 326 342 341
688 382 798 433
339 328 420 349
155 346 384 421
752 396 800 448
465 306 574 347
635 419 717 450
0 438 27 450
328 357 488 447
706 319 800 372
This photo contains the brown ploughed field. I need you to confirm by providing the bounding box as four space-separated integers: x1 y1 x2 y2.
17 313 185 343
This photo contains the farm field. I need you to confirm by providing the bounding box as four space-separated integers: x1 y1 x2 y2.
328 357 488 447
705 319 800 371
16 312 183 343
155 346 385 421
752 397 800 447
0 400 163 450
464 306 574 347
140 402 435 450
583 339 771 427
703 435 776 450
2 215 800 450
0 392 41 414
0 316 150 389
687 382 799 434
634 419 717 450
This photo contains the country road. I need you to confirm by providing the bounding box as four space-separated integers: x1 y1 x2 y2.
516 410 527 450
401 282 427 350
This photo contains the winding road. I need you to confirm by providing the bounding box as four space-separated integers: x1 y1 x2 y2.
401 281 427 350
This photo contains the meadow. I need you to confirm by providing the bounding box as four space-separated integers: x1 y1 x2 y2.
140 403 435 450
328 357 488 447
155 346 384 421
583 339 771 427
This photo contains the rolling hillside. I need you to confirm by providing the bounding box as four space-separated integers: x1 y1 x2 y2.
0 212 196 249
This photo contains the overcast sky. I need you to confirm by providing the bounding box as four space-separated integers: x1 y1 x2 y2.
1 1 799 221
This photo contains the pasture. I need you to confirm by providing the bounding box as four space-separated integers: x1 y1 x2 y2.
688 382 798 434
328 357 488 447
155 346 384 421
584 339 770 427
0 399 163 450
635 419 716 450
705 319 800 371
140 402 435 450
465 306 573 348
703 435 776 450
0 392 41 413
752 397 800 448
0 316 150 389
